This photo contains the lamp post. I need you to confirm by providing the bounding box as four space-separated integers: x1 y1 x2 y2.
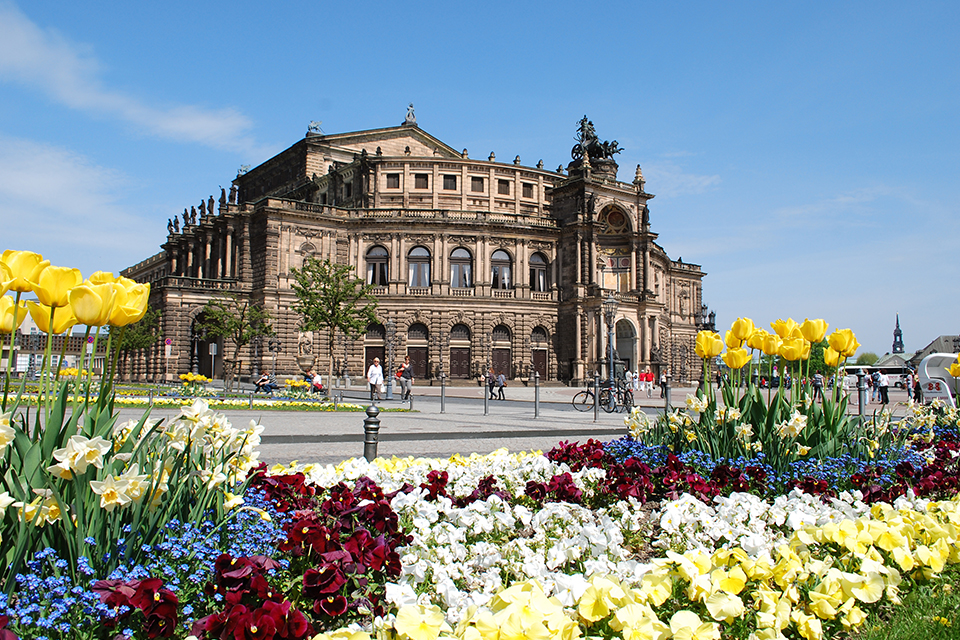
250 335 263 378
603 294 619 382
191 327 203 374
385 320 396 400
267 337 282 377
428 330 448 383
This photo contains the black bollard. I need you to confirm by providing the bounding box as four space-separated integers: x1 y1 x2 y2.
409 392 414 411
664 375 672 414
856 369 866 422
484 381 489 416
363 404 381 462
593 373 599 423
534 371 540 419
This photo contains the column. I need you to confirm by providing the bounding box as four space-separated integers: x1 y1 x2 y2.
224 230 234 278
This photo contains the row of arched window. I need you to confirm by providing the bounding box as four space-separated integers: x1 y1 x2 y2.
365 246 549 291
366 322 549 344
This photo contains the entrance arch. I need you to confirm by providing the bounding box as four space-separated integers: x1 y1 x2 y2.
615 319 637 373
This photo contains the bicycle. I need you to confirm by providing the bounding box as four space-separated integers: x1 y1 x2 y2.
571 379 633 413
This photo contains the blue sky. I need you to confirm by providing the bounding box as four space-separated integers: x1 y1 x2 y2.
1 0 957 356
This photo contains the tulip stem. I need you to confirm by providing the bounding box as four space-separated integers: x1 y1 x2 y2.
1 291 22 411
40 305 56 434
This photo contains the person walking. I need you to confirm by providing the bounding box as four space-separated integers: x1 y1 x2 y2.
645 367 654 398
486 367 496 399
870 370 880 403
878 371 890 407
367 357 384 401
398 355 414 401
812 370 824 402
496 371 507 400
624 369 634 395
659 371 666 398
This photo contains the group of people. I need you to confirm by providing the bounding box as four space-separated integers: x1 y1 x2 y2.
485 368 507 400
624 367 657 398
365 355 415 402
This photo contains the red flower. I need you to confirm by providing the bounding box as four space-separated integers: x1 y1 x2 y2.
302 564 346 598
314 595 348 618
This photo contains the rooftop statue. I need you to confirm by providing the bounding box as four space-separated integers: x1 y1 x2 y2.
571 116 623 163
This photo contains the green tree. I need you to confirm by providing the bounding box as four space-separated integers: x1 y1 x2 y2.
115 305 162 379
289 257 379 393
195 296 274 391
856 352 879 365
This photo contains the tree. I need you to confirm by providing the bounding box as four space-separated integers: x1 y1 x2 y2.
856 352 879 366
116 305 162 380
195 296 274 391
290 257 379 393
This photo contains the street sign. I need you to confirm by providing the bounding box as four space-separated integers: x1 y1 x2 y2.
208 343 217 356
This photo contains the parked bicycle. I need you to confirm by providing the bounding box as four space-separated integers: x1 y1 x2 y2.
572 378 633 413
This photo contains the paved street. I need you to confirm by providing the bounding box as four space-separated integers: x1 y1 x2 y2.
115 381 915 467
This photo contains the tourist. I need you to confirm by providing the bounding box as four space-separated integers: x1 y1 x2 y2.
311 371 324 394
496 371 507 400
367 357 384 401
486 368 496 400
812 370 824 402
878 371 890 407
645 367 654 398
255 370 277 394
398 355 414 401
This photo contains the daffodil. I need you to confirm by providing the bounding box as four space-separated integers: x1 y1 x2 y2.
89 475 132 512
1 250 49 293
30 265 82 308
0 296 27 334
800 318 828 343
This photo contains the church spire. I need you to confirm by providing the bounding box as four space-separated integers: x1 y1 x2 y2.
892 314 904 354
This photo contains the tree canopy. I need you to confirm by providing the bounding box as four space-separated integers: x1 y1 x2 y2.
195 296 274 389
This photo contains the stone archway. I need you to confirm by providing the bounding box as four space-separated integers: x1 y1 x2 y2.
615 319 637 373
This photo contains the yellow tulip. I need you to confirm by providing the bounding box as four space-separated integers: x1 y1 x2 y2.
1 250 49 293
761 333 781 356
827 328 860 358
800 318 828 343
949 362 960 378
31 266 82 308
824 347 840 367
801 340 811 360
88 271 118 284
724 329 743 350
771 318 800 339
695 331 724 359
69 283 120 326
780 337 805 361
0 295 28 333
0 262 10 297
722 348 751 370
109 281 150 327
26 300 77 334
730 317 754 341
746 328 766 351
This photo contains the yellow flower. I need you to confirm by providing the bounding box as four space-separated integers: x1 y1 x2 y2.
761 333 782 356
25 300 77 334
730 317 754 341
394 604 449 640
800 318 828 343
704 591 744 624
746 328 767 351
695 331 724 359
69 282 120 326
31 265 82 308
723 329 742 350
771 318 800 339
780 337 805 361
0 413 14 455
89 475 132 512
109 279 150 327
1 250 49 293
827 328 859 358
824 347 840 367
0 296 28 333
722 348 751 370
669 610 720 640
949 362 960 378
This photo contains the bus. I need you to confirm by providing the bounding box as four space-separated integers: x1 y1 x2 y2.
841 364 910 389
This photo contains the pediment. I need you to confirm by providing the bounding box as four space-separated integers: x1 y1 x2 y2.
309 125 461 159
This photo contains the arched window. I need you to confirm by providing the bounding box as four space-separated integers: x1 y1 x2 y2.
491 250 512 290
407 246 431 288
366 246 389 286
530 326 548 346
492 324 512 343
407 323 429 342
450 248 473 288
529 252 548 292
450 323 471 341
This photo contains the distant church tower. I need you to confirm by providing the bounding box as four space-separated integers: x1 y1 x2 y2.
892 314 904 354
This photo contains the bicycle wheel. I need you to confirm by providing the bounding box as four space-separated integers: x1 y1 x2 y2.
599 388 616 413
620 390 634 411
572 390 594 412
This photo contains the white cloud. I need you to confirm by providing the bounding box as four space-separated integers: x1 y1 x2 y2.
0 135 159 276
0 2 256 152
643 160 721 198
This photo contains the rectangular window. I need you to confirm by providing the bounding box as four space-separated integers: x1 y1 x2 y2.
498 179 510 195
414 173 429 189
344 182 353 198
522 182 534 198
442 175 457 190
408 263 431 288
451 263 473 288
471 176 485 193
386 173 400 189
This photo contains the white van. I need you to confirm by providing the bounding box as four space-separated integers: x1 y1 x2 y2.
918 353 958 407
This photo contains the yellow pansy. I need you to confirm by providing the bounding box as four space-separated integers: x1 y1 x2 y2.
394 604 449 640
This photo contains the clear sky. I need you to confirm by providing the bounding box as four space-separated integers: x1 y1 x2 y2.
1 0 957 356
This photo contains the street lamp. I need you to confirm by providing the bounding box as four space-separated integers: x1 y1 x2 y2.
428 330 449 381
267 337 282 376
250 335 263 377
603 294 619 382
385 320 396 400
